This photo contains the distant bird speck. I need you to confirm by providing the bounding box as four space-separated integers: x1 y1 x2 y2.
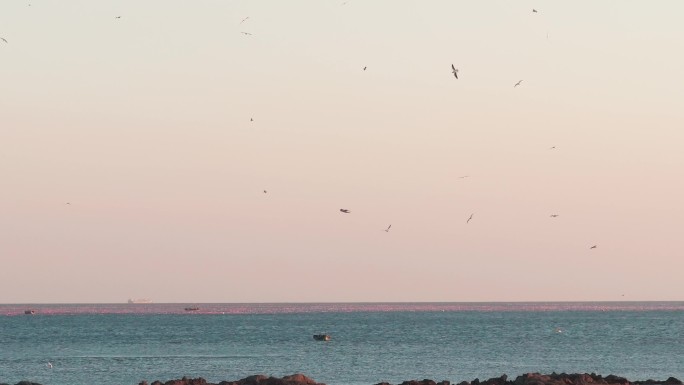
250 118 254 122
383 225 392 232
550 214 559 218
451 64 459 79
1 37 7 43
340 209 351 213
115 16 121 19
363 66 367 71
467 213 474 223
47 362 53 369
532 9 538 13
590 245 597 249
66 202 71 205
459 175 469 179
514 80 523 87
549 146 556 150
263 190 267 194
241 32 253 36
240 17 250 24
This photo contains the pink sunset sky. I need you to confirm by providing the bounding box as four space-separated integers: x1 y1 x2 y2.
1 1 683 303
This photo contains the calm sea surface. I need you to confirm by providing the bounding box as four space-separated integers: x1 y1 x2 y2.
1 302 682 385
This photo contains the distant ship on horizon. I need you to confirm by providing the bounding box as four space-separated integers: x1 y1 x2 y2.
127 298 152 304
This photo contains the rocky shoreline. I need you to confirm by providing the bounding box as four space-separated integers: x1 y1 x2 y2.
2 373 682 385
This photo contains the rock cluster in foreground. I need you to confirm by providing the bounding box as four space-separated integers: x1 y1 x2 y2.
2 373 682 385
133 373 683 385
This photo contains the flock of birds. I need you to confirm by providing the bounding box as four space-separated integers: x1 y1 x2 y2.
3 4 602 296
29 5 601 250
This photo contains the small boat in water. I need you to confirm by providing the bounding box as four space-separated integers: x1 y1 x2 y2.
24 310 35 315
184 307 200 312
313 334 331 341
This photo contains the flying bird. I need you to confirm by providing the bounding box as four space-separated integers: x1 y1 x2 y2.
383 225 392 232
532 9 538 13
115 16 121 19
340 209 351 213
363 66 367 71
514 80 523 87
241 32 253 36
467 213 474 223
66 202 71 205
459 175 469 179
250 118 253 122
263 190 267 194
550 214 559 218
240 16 249 24
1 37 7 43
451 64 459 79
549 146 556 150
590 245 597 249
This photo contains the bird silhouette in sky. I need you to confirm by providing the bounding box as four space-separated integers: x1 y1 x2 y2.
514 80 523 87
383 225 392 232
451 64 459 79
467 213 474 223
340 209 351 213
1 38 7 43
115 16 121 19
590 245 597 249
532 9 538 13
549 146 556 150
363 66 367 71
263 190 267 194
550 214 559 218
250 118 254 122
459 175 469 179
240 17 249 24
241 32 253 36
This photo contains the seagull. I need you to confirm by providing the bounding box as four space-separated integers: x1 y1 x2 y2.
532 9 538 13
466 213 474 223
340 209 351 213
1 38 7 43
383 225 391 232
240 16 249 24
241 32 253 36
47 362 53 369
451 64 459 79
590 245 597 249
514 80 523 87
550 214 559 218
363 66 367 71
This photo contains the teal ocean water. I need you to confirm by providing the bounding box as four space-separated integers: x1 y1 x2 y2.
0 302 682 385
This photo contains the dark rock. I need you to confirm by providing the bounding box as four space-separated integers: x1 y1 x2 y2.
139 373 684 385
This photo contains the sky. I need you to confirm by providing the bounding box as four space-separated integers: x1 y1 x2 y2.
1 1 683 303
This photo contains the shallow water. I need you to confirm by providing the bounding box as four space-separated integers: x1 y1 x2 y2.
1 302 682 385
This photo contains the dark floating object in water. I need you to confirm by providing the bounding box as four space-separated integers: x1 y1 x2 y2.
184 307 200 312
313 334 331 341
25 309 35 315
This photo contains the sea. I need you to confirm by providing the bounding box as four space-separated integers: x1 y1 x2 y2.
1 302 683 385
